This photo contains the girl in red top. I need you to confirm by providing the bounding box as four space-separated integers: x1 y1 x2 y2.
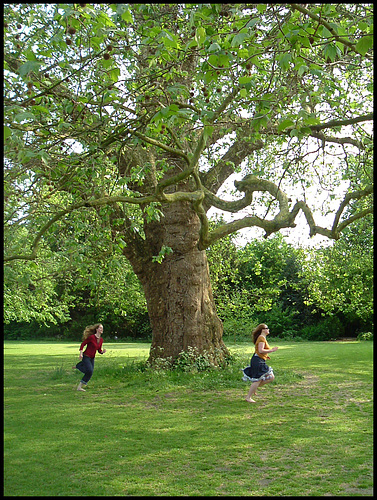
74 323 106 391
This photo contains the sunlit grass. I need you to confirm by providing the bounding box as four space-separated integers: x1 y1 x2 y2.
4 339 373 496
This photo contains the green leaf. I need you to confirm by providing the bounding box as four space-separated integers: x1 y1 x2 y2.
32 105 51 114
298 64 308 77
237 48 249 59
40 151 50 165
321 27 332 38
108 67 120 82
355 36 373 56
23 49 38 62
195 27 206 45
203 125 214 141
323 43 338 62
277 119 295 132
278 53 291 71
208 42 221 53
231 32 248 47
246 18 259 29
152 245 173 264
239 76 252 85
303 116 321 126
18 61 43 77
4 126 12 141
357 21 368 31
117 238 127 249
121 9 133 23
162 31 179 49
14 111 36 123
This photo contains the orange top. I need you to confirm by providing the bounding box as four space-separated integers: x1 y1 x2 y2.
254 335 270 360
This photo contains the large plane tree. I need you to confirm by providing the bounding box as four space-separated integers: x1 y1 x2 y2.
4 4 373 364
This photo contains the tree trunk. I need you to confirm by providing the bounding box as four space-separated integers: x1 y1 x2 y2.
143 245 229 365
127 199 229 365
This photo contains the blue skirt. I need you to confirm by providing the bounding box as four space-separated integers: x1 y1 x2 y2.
242 353 273 382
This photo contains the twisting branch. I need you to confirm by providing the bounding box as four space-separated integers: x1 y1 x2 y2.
198 174 373 248
332 185 373 232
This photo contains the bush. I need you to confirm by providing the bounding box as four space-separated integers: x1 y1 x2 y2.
174 346 214 372
300 315 345 341
3 321 57 340
222 317 252 341
357 331 373 341
258 304 300 338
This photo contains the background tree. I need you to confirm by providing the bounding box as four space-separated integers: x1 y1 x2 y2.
4 4 373 364
302 214 373 335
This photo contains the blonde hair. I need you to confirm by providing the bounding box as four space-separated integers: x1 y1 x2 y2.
82 323 102 341
252 323 268 344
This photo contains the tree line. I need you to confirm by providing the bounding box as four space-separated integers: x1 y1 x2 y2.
4 213 373 342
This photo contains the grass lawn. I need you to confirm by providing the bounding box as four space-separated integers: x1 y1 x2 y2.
3 339 373 496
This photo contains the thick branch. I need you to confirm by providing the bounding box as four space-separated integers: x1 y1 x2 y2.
234 175 290 217
311 113 373 132
4 190 206 262
310 131 363 149
189 87 242 174
203 187 254 213
337 208 373 232
201 139 264 195
4 203 86 262
133 131 190 165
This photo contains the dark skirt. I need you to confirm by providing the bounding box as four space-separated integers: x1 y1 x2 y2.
242 353 273 382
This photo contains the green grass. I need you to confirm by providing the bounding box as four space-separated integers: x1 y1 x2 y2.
4 339 373 496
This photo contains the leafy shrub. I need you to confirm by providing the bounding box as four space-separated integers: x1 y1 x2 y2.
172 346 235 372
148 356 174 371
4 321 57 340
261 305 300 338
222 317 252 340
357 331 373 341
300 315 345 341
174 346 214 372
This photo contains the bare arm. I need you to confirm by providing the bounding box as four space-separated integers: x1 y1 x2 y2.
258 342 278 354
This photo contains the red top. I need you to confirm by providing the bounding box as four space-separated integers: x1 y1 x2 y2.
80 334 104 358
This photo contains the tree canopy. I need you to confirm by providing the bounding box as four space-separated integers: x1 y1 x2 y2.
4 3 373 260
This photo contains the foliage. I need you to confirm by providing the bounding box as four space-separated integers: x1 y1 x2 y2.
261 304 300 339
357 331 373 341
173 345 233 372
300 315 345 341
302 215 373 327
4 3 373 259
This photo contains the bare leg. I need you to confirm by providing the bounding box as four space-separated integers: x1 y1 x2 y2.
245 374 274 402
245 381 261 402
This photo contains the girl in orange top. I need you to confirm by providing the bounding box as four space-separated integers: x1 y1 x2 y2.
242 323 278 403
